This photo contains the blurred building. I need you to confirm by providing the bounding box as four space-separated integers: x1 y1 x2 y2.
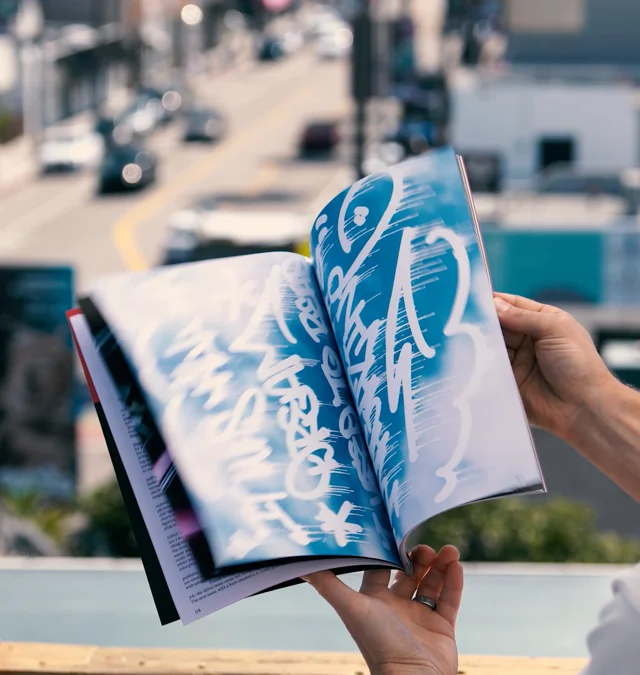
452 71 639 187
0 0 242 140
505 0 640 68
39 0 131 124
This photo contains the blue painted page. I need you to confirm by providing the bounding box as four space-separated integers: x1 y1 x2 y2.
91 252 399 569
310 147 545 550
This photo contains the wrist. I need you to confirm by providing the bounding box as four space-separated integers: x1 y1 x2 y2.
564 375 640 501
563 374 623 448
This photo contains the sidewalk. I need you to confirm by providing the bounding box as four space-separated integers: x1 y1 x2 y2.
0 135 38 194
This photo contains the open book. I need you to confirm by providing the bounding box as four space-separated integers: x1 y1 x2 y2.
68 147 545 626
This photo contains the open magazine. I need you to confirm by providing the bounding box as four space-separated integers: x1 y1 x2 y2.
67 147 545 626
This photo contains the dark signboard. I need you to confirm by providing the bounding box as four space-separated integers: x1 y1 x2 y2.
0 266 75 500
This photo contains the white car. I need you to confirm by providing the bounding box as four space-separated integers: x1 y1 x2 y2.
163 210 309 265
39 127 104 172
316 26 353 59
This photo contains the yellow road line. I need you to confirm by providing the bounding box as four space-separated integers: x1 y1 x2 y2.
112 84 317 271
243 159 281 199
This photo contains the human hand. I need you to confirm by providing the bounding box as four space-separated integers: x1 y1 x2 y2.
493 292 614 444
303 545 463 675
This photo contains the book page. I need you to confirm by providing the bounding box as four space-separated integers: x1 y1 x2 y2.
310 148 545 554
87 252 399 571
70 313 394 625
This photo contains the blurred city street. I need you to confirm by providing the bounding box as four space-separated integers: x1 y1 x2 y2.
1 0 640 561
0 0 448 493
0 53 349 290
4 3 640 671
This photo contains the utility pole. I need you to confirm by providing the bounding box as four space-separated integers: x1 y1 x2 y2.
90 0 101 111
350 2 373 180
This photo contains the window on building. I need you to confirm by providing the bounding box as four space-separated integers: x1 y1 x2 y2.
539 137 575 172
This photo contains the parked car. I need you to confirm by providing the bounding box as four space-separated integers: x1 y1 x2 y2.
39 126 104 173
316 26 353 59
183 107 226 143
598 330 640 390
118 95 163 138
258 37 287 61
98 145 157 193
299 120 340 157
162 211 309 265
167 195 220 235
138 84 188 124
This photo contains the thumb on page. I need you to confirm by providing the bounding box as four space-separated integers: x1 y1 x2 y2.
494 296 556 340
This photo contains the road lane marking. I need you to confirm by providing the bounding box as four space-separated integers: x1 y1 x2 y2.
244 160 281 199
112 82 318 271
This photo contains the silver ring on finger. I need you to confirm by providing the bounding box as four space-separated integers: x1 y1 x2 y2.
413 594 437 611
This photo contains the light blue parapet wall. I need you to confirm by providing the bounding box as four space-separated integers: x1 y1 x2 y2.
482 227 640 306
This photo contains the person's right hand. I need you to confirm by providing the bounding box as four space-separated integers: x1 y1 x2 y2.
493 292 615 444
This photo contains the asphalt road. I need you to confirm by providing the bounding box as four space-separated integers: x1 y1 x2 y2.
0 50 352 294
0 49 354 491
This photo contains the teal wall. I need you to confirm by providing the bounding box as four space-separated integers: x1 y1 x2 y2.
483 231 604 304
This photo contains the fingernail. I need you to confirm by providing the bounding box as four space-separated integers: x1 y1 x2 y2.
494 297 511 314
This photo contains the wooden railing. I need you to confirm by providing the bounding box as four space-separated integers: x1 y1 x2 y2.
0 643 588 675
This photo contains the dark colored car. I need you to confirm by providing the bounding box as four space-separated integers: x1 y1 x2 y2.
139 84 189 123
98 145 157 194
258 38 286 61
183 107 226 143
299 120 340 157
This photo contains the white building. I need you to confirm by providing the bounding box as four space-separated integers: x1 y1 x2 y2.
451 70 640 188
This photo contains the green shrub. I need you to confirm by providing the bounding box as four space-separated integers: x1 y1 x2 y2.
2 491 73 544
423 497 640 564
80 481 138 557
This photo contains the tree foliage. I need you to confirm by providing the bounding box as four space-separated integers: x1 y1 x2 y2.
423 497 640 564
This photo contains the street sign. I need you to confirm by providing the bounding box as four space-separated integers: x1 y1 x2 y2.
0 266 76 501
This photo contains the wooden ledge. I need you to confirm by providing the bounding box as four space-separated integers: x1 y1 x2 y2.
0 643 588 675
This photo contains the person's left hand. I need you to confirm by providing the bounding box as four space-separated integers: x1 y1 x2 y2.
303 545 463 675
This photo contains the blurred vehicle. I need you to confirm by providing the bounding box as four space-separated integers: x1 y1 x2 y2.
98 145 157 194
168 195 220 234
316 26 353 59
138 84 187 124
162 211 309 265
183 107 226 143
118 94 166 137
298 120 341 157
95 115 117 141
300 5 344 39
39 126 104 173
282 29 304 54
598 331 640 390
258 37 287 61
